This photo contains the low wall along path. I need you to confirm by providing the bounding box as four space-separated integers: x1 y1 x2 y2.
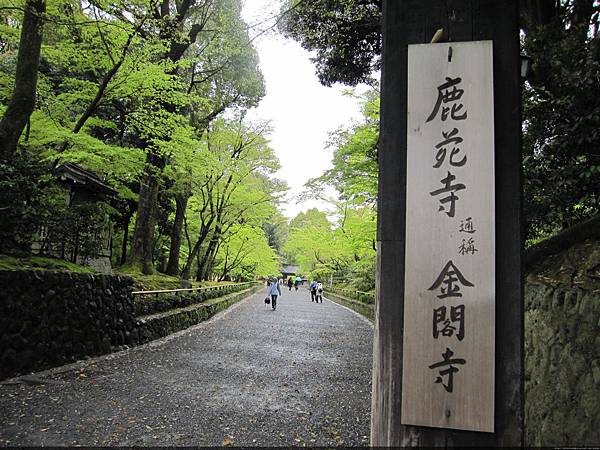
0 270 137 378
0 271 260 379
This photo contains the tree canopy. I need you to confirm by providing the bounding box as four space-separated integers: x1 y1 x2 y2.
280 0 381 86
0 0 289 282
284 92 379 291
284 0 600 243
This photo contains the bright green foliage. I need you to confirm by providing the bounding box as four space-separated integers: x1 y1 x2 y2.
304 90 378 204
178 117 286 280
0 0 286 281
283 205 376 290
26 112 145 201
287 89 379 290
213 224 281 281
284 208 338 278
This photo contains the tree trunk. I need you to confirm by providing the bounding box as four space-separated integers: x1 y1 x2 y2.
196 228 220 281
119 209 132 266
72 61 124 134
180 219 213 280
0 0 46 161
129 152 163 274
126 1 205 273
180 237 201 280
72 26 142 134
219 249 229 281
165 193 189 276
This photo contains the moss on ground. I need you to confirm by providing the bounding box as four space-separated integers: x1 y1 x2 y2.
114 266 185 291
0 256 247 293
0 255 94 273
527 238 600 291
114 267 246 292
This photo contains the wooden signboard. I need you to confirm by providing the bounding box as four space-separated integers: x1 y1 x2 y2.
401 41 495 433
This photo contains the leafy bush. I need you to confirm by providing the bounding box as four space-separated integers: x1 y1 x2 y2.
39 200 109 264
0 152 111 262
0 153 56 255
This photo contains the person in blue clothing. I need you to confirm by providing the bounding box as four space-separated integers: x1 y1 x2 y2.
309 280 318 302
294 275 301 290
267 277 282 310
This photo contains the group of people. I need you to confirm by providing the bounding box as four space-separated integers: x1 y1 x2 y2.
264 276 325 310
286 276 302 291
309 280 324 303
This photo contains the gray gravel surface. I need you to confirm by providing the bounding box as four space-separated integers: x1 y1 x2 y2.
0 287 374 447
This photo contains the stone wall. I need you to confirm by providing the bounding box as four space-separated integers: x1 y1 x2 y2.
524 281 600 447
136 285 262 343
133 283 255 316
325 292 375 322
0 270 136 380
0 271 259 381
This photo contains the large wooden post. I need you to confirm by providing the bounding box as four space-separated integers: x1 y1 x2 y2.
372 0 523 446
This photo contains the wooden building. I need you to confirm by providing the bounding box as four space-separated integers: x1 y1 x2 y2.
32 163 116 274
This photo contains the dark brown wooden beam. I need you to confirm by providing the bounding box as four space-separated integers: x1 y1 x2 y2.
372 0 523 446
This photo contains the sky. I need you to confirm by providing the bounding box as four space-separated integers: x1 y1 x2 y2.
241 1 369 219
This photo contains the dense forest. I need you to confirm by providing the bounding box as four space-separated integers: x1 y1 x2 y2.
278 0 600 290
0 0 290 282
1 0 598 292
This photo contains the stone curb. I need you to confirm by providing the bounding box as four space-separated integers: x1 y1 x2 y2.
325 292 375 323
135 285 262 343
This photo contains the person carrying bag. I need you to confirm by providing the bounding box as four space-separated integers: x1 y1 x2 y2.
267 277 282 311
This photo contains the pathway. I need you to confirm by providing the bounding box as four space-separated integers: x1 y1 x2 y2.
0 286 374 446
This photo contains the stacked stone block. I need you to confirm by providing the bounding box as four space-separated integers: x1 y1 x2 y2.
0 270 136 379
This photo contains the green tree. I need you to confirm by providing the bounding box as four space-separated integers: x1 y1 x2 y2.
0 0 46 160
179 117 284 280
0 0 283 280
283 204 375 289
287 1 600 240
213 223 280 281
522 1 600 240
304 89 378 204
162 0 266 275
280 0 381 86
262 210 289 253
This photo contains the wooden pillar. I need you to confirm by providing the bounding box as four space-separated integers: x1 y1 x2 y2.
372 0 523 446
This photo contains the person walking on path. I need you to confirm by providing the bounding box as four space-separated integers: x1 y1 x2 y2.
287 277 294 291
316 282 324 303
294 275 301 290
267 277 282 310
309 280 318 302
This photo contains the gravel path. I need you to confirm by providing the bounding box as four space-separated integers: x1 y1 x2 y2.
0 286 374 447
